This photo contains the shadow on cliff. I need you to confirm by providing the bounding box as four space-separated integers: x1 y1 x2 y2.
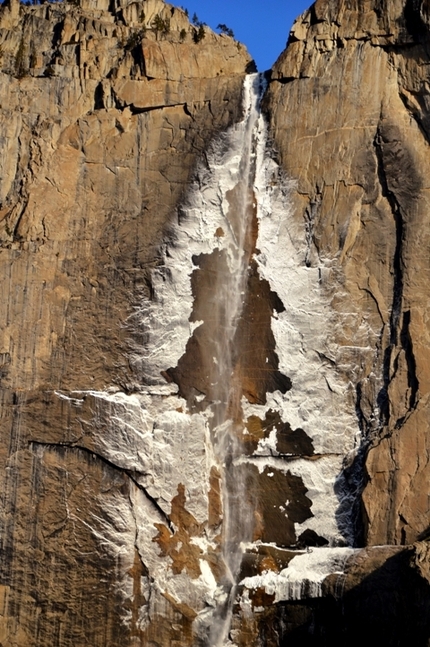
333 440 369 547
255 548 430 647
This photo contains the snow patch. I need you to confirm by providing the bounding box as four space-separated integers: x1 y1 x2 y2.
241 547 357 601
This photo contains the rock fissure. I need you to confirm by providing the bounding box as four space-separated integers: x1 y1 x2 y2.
373 125 405 427
400 309 420 411
398 87 430 144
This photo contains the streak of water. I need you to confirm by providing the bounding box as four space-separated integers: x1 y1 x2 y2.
205 72 267 647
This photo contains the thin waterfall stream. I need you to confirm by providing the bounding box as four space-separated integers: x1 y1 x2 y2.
205 72 267 647
144 69 298 647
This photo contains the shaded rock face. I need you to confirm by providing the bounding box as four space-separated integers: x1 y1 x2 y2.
1 0 430 646
233 545 430 647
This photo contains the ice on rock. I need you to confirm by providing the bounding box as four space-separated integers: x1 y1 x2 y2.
241 547 357 602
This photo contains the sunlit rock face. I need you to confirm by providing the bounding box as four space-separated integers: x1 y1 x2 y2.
242 0 430 643
266 0 430 548
0 0 255 644
1 0 430 645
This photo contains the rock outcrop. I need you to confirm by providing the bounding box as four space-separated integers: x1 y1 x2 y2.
1 0 430 645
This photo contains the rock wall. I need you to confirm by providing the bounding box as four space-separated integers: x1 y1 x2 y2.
0 0 254 644
266 0 430 549
247 0 430 643
1 0 430 645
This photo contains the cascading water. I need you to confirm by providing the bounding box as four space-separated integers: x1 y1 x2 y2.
202 75 264 647
140 66 359 644
203 72 268 647
141 72 272 645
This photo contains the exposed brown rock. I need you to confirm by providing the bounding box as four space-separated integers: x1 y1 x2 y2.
229 463 313 547
208 465 223 529
0 0 253 644
239 544 298 580
154 484 204 578
233 259 291 405
265 0 430 547
244 409 314 456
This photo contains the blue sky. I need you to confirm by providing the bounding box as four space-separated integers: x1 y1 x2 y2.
179 0 312 71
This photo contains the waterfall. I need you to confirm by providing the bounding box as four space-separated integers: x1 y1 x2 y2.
203 73 267 647
138 65 359 642
140 72 269 645
131 64 360 642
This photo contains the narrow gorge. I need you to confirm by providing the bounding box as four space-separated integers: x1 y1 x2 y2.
0 0 430 645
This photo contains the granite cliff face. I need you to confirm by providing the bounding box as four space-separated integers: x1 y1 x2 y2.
0 0 254 644
1 0 430 645
251 0 430 642
267 0 430 548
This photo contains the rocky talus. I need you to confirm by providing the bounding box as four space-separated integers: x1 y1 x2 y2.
1 0 430 645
